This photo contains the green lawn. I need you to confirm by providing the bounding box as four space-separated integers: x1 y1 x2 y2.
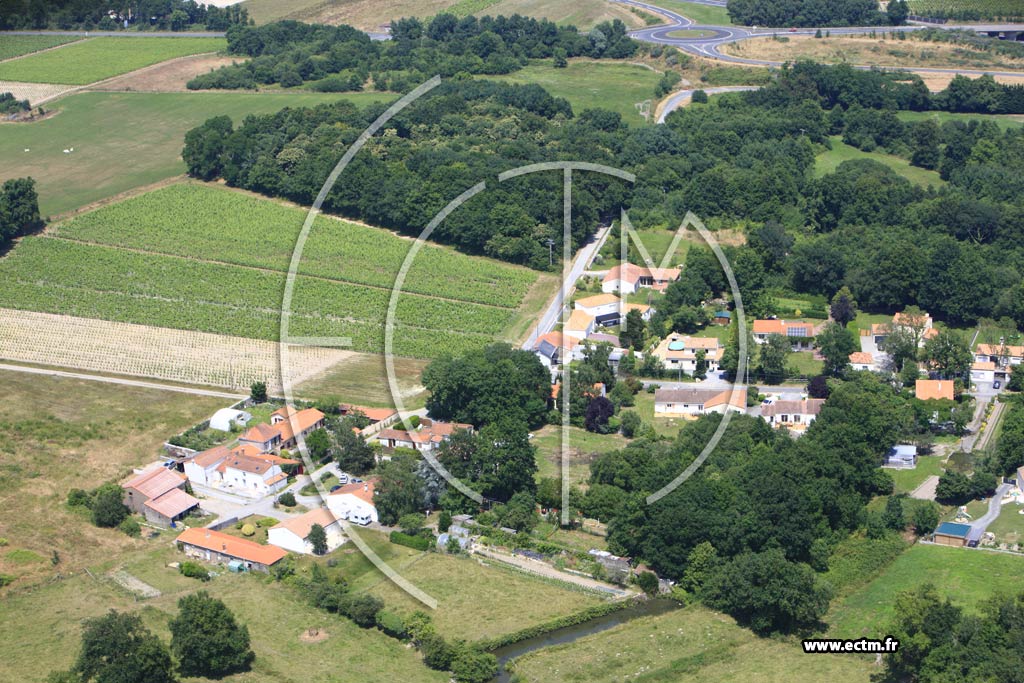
888 455 945 494
0 543 448 683
815 136 946 188
787 350 823 377
649 0 735 25
485 60 662 125
897 110 1024 132
1 90 394 216
984 502 1024 546
633 390 688 437
0 35 82 61
667 28 718 38
532 424 627 486
0 36 226 85
827 543 1024 638
511 604 874 683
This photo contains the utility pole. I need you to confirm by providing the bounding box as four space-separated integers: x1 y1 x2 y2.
546 238 555 267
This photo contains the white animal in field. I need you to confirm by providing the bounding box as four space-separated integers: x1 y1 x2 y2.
63 149 69 154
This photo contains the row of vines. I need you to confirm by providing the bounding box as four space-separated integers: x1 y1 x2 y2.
909 0 1024 21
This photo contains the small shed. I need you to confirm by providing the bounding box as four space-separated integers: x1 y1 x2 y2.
227 560 246 573
883 445 918 469
712 311 731 326
437 532 469 551
210 408 252 432
933 522 971 547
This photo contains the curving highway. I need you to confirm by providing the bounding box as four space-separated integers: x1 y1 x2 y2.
614 0 1024 74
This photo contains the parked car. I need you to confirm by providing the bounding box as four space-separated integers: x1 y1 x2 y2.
330 484 342 492
351 477 363 483
994 380 1002 390
337 473 349 485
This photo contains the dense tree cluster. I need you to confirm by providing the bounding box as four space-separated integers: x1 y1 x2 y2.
0 92 30 115
0 0 248 31
188 15 636 91
886 585 1024 682
0 177 42 253
598 373 917 632
726 0 894 27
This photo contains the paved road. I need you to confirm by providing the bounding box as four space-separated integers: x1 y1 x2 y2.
614 0 1024 79
522 225 613 350
970 483 1012 534
0 362 244 399
657 85 760 122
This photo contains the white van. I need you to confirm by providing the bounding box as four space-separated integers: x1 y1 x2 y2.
350 511 372 526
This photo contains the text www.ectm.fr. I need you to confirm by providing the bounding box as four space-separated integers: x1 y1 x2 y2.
802 637 900 654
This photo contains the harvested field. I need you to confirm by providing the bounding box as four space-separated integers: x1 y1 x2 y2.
0 308 356 394
90 54 246 93
0 80 76 105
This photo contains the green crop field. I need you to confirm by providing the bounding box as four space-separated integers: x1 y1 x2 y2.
0 35 82 61
815 136 946 187
0 36 226 85
510 604 874 683
0 184 537 358
0 90 394 216
827 543 1024 638
908 0 1024 20
648 0 735 25
486 60 662 125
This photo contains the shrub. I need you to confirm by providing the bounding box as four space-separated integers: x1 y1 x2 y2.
0 573 14 588
90 483 128 528
278 492 296 507
67 488 91 508
390 531 431 551
179 561 211 581
256 517 278 528
635 571 659 595
438 510 452 533
398 513 426 535
450 646 498 683
240 524 256 537
375 610 408 639
119 517 141 537
339 593 384 628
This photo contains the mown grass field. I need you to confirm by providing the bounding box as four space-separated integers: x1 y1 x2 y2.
827 542 1024 638
888 454 946 494
1 90 393 216
532 424 627 486
0 183 538 358
0 35 81 61
0 37 226 85
815 136 946 187
510 604 874 683
0 543 450 683
245 0 647 30
486 60 662 125
648 0 735 25
0 368 224 589
897 110 1024 131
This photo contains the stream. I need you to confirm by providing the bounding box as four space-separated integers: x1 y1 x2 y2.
490 598 680 682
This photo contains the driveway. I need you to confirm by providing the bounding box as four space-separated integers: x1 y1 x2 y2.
970 483 1012 534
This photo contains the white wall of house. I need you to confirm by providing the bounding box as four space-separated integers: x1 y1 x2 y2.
602 278 637 295
327 495 378 524
223 465 283 494
267 523 345 555
184 461 220 487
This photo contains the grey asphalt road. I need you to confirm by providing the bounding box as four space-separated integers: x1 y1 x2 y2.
657 85 760 122
522 224 613 350
613 0 1024 79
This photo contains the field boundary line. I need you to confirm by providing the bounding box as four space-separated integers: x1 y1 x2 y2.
0 362 245 398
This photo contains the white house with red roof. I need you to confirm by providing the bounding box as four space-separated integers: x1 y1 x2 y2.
327 479 379 525
218 454 291 497
238 406 324 453
761 398 826 431
268 508 345 554
849 351 877 372
752 319 817 351
532 331 585 373
601 263 681 295
652 333 724 375
654 387 747 417
375 418 472 453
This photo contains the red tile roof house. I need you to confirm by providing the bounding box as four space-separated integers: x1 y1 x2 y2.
339 404 399 426
761 398 826 432
327 479 379 525
237 406 325 453
751 319 818 351
375 418 473 453
653 387 748 418
601 263 681 295
183 444 299 491
217 454 292 497
121 466 200 527
175 527 286 573
267 508 345 555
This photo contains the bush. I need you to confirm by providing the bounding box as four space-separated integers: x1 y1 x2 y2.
256 517 278 528
390 531 431 551
375 610 408 639
179 561 211 581
90 483 128 528
339 593 384 628
278 492 297 507
635 571 659 595
67 488 91 508
450 647 498 683
398 513 426 535
438 510 452 533
240 524 256 537
119 517 141 537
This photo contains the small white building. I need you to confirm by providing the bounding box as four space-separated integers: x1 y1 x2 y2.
220 455 289 496
761 398 826 431
652 334 723 375
849 352 877 372
602 263 680 295
970 361 996 384
327 480 378 525
209 408 252 432
654 387 747 417
184 444 231 487
268 508 345 555
565 309 596 340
